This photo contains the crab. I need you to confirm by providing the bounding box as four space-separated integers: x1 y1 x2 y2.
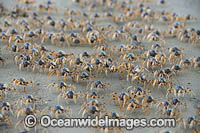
155 53 168 65
166 85 194 98
54 56 68 67
49 50 74 59
126 66 147 83
30 48 40 59
81 24 94 33
87 80 111 93
180 14 196 21
48 67 75 82
57 34 69 46
1 102 14 116
81 51 90 59
161 108 180 118
0 82 14 100
113 13 127 23
127 86 151 98
0 32 9 44
69 56 85 67
16 0 36 5
129 73 148 88
21 42 33 52
110 44 127 55
193 56 200 72
63 8 81 17
95 50 111 59
0 113 13 127
109 30 122 40
168 46 185 63
41 32 56 44
64 32 85 46
16 94 44 109
9 44 22 55
179 58 192 68
47 61 59 76
126 97 149 115
49 33 70 47
82 63 95 74
79 99 106 117
143 57 162 70
32 58 47 72
158 98 186 113
177 116 200 131
9 78 34 93
83 91 105 102
157 101 171 113
21 25 30 33
177 29 192 43
34 28 44 39
90 58 104 74
42 105 72 118
109 92 130 110
86 30 104 46
97 58 114 77
163 68 174 79
141 11 154 22
23 31 37 42
14 54 28 65
154 67 174 79
97 112 126 133
145 30 165 43
35 2 58 14
43 0 56 5
17 57 32 71
148 77 172 91
127 40 144 51
76 71 94 84
101 111 126 119
119 53 137 62
146 49 158 58
57 90 82 104
15 107 41 132
169 98 187 110
142 95 156 107
13 35 24 45
167 22 187 33
107 64 119 76
47 81 76 92
117 61 133 73
126 21 142 29
16 106 40 119
171 64 183 75
151 43 163 50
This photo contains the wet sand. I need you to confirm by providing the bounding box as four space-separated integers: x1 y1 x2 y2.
0 0 200 133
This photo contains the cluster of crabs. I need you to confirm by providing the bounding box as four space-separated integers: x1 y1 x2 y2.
0 0 200 133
